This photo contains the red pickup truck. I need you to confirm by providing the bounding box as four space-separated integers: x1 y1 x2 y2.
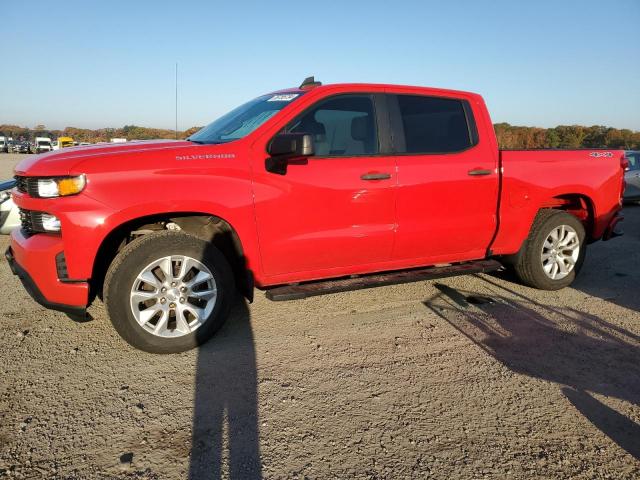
6 79 626 353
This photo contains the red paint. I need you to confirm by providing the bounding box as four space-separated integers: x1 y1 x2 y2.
9 83 625 309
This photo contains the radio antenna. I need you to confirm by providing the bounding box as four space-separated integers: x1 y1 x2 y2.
175 62 178 140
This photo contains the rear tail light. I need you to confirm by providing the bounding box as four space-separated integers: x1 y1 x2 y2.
620 153 628 203
621 154 630 171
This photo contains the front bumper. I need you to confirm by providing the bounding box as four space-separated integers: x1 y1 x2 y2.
6 229 89 319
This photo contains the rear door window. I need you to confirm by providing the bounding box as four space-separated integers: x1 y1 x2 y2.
394 95 475 154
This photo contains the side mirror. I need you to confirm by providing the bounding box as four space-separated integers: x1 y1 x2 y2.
266 133 314 175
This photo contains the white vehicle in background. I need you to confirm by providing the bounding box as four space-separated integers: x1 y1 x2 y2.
110 138 127 143
0 179 19 235
34 137 52 153
0 137 8 153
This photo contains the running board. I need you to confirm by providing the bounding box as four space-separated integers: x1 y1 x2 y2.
265 259 503 301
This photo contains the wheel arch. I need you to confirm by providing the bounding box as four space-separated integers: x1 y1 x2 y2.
539 192 596 241
90 211 254 304
495 189 597 261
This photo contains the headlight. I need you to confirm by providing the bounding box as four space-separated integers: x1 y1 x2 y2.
36 175 86 198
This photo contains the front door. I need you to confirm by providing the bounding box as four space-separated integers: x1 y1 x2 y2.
252 94 397 279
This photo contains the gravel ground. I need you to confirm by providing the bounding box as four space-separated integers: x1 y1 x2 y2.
0 153 638 479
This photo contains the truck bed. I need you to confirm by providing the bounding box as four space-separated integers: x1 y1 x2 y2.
490 149 625 255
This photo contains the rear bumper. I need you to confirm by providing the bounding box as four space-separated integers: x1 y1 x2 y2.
602 212 624 241
6 229 89 318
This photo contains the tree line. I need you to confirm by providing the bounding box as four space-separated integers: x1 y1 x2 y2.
494 123 640 149
0 124 194 143
1 123 639 149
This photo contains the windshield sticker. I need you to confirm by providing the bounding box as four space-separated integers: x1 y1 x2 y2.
267 94 299 102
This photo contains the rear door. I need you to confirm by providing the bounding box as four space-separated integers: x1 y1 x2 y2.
252 94 397 278
387 92 499 263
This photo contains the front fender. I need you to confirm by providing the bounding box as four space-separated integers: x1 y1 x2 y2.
79 198 261 280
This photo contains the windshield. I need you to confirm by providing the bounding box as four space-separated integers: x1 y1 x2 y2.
188 92 304 144
627 152 639 171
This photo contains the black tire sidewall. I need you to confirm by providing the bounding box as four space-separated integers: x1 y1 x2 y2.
104 232 234 353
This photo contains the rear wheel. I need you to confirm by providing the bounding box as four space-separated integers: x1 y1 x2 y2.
512 209 586 290
104 231 235 353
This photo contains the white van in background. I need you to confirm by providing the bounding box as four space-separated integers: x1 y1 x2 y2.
34 137 53 153
0 137 8 153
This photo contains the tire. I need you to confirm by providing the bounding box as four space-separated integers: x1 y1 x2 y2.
512 209 586 290
104 231 235 353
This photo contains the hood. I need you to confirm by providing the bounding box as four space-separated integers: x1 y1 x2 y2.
14 139 195 176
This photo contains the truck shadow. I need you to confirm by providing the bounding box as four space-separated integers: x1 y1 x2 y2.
188 298 262 479
424 278 640 459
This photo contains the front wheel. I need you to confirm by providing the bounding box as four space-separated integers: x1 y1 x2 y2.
512 209 586 290
104 231 235 353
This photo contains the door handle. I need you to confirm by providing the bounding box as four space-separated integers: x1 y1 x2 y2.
468 169 493 176
361 172 391 181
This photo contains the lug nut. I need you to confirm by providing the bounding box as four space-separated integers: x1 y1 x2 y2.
161 287 167 293
171 282 177 287
179 297 185 303
169 302 176 308
160 297 166 304
180 286 187 292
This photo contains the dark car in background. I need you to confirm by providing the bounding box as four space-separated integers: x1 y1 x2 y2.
14 142 31 154
625 151 640 203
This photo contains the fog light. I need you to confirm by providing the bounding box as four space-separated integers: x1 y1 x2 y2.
41 213 61 232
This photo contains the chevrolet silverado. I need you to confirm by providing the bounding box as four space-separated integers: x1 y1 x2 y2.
6 78 627 353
